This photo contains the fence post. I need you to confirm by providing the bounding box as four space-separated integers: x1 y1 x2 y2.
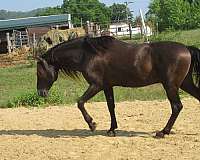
26 29 30 47
33 33 36 57
19 31 22 47
6 32 11 53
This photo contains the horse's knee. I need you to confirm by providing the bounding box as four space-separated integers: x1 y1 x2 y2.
77 99 84 109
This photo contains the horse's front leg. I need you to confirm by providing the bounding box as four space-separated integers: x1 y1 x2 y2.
77 84 101 131
104 87 118 136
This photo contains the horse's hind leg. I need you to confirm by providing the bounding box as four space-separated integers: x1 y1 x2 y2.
181 75 200 101
156 84 183 138
104 87 118 136
77 84 102 131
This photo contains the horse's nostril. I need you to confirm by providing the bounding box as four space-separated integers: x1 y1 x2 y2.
43 90 48 97
37 90 42 96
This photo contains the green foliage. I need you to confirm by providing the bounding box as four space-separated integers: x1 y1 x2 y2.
7 92 45 108
36 1 133 26
0 1 133 26
7 87 65 108
109 3 132 22
148 0 200 31
62 0 111 25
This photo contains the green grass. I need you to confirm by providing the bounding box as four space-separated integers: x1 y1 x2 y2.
0 63 190 108
149 29 200 47
124 28 200 47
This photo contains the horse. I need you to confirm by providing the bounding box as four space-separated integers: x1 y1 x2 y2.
36 36 200 138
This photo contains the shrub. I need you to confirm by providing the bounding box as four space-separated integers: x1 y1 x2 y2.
7 87 65 108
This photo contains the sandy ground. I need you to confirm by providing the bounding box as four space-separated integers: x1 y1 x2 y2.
0 98 200 160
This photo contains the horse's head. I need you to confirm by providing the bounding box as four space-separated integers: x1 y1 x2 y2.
36 56 58 97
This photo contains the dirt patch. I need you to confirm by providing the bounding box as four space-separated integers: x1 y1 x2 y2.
0 98 200 160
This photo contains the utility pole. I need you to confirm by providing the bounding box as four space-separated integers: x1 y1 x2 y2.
124 2 129 24
139 9 148 42
124 1 134 39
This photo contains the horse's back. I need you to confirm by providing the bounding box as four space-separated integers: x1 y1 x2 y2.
102 40 191 87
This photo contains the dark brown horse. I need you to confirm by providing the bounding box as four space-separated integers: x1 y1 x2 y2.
36 36 200 138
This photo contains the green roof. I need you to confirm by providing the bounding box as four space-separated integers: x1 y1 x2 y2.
0 14 70 31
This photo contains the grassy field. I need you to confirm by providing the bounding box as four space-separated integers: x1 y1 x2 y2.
1 28 199 108
0 63 189 108
150 28 200 47
123 28 200 47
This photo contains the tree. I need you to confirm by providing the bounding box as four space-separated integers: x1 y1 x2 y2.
188 0 200 28
109 3 132 23
62 0 111 26
148 0 191 31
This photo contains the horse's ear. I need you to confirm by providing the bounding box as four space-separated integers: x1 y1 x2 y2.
36 56 49 71
36 56 43 62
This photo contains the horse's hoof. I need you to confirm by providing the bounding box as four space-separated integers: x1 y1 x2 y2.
155 131 165 138
107 130 116 137
89 122 97 132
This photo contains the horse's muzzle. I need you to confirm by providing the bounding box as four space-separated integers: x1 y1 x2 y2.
37 89 48 97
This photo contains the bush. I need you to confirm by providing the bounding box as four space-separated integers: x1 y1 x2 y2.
7 87 65 108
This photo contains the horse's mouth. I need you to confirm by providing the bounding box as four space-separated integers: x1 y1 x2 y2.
37 90 48 97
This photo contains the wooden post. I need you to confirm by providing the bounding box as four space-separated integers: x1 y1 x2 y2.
81 18 83 27
33 33 36 57
68 14 72 29
26 29 30 47
19 31 22 47
12 31 16 50
6 32 11 53
129 23 132 40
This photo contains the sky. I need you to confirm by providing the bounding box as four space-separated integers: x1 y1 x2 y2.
0 0 150 16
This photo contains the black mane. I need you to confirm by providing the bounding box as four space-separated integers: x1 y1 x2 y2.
40 36 115 79
41 36 115 61
84 36 115 54
42 36 115 57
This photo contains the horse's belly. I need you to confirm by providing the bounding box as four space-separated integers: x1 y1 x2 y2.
107 70 159 87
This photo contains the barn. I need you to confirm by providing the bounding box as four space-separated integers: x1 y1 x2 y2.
0 14 72 54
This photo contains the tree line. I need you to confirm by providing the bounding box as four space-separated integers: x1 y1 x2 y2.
35 0 200 32
0 0 132 27
0 8 46 20
37 0 132 26
1 0 200 32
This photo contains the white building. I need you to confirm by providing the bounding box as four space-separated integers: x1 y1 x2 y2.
109 22 152 37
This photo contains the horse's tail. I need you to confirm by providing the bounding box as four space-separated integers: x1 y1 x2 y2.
187 46 200 88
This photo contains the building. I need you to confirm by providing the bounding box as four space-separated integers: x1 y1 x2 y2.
0 14 72 54
109 22 152 37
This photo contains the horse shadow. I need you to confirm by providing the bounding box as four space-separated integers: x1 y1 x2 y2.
0 129 153 138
